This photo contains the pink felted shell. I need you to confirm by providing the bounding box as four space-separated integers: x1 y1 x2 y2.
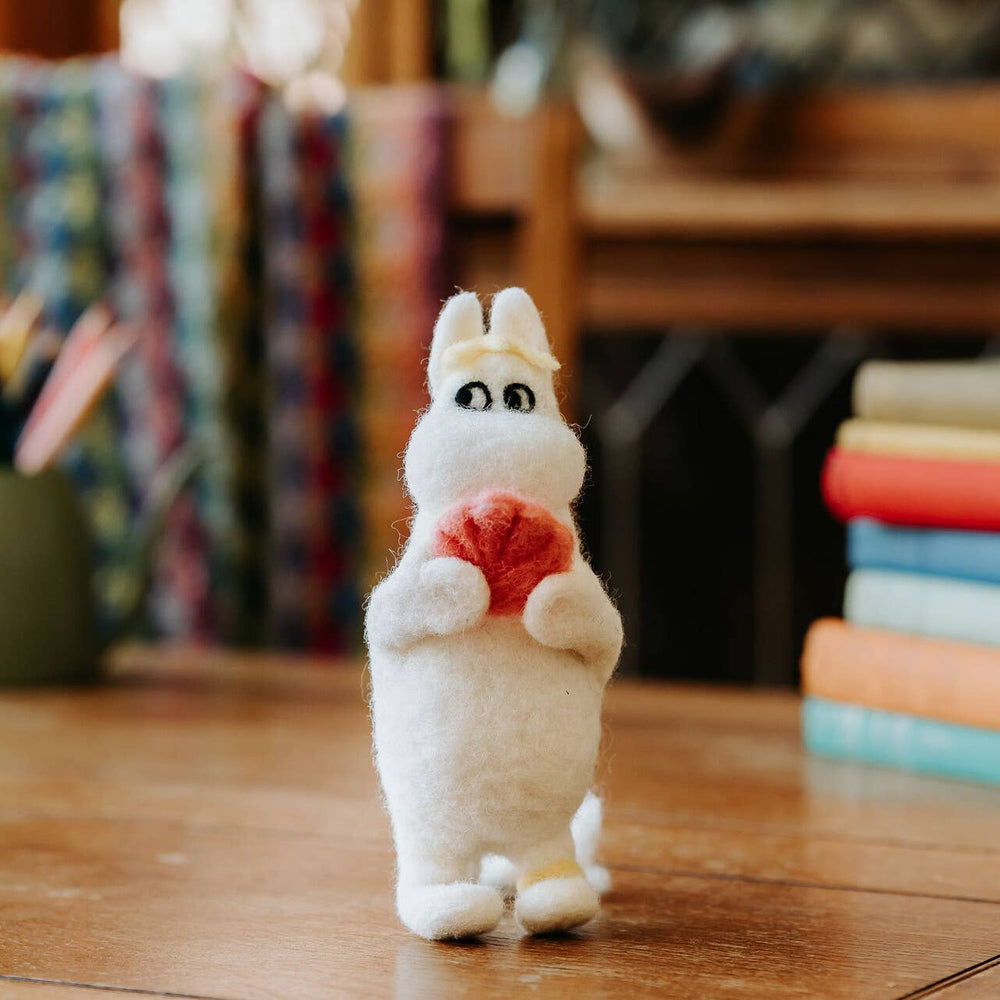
432 490 574 616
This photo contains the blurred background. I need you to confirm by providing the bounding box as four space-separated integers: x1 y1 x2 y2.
3 0 1000 685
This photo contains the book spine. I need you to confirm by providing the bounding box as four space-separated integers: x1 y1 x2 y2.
853 360 1000 430
803 697 1000 785
802 618 1000 731
847 519 1000 586
822 448 1000 530
836 419 1000 462
844 569 1000 648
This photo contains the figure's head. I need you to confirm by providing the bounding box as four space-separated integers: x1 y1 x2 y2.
404 288 586 513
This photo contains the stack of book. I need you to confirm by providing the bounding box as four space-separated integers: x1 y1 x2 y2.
803 358 1000 784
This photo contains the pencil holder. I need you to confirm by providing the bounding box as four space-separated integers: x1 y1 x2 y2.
0 468 100 685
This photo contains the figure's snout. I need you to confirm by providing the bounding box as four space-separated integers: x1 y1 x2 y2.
404 406 586 514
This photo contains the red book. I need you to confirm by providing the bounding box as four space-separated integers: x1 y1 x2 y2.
822 447 1000 530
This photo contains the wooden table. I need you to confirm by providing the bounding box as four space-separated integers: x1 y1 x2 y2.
0 648 998 999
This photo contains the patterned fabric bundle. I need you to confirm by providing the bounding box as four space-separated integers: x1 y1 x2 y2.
260 101 359 651
349 86 448 589
6 59 136 635
220 74 270 647
259 102 307 646
94 60 187 635
0 58 451 655
0 57 250 641
0 61 33 297
158 73 239 639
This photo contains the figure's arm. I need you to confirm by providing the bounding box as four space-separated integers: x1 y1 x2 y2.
365 555 490 652
521 563 624 683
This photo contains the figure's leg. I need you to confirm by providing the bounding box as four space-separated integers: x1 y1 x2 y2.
481 805 611 900
512 830 600 934
395 839 504 941
479 854 518 899
572 791 612 895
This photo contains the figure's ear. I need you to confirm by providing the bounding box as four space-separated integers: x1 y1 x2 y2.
488 287 551 357
427 291 484 398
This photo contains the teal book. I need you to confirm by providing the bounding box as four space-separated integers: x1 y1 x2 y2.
848 518 1000 586
844 568 1000 647
803 697 1000 785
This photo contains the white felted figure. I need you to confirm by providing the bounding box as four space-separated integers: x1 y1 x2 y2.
366 288 623 940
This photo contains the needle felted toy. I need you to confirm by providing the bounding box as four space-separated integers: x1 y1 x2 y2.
366 287 623 940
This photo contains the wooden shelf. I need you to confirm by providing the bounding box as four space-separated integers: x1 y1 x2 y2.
446 83 1000 343
0 0 118 56
580 172 1000 241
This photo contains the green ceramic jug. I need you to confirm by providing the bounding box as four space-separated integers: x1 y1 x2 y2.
0 444 204 685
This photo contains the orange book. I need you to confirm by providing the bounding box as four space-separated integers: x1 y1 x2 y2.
802 618 1000 731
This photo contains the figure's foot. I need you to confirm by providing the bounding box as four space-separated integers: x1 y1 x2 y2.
515 872 599 935
397 882 504 940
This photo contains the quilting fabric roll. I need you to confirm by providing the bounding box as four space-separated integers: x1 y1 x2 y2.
260 98 359 652
0 59 453 654
94 60 190 637
15 58 136 636
0 57 269 644
159 72 237 640
0 60 43 299
350 86 448 590
221 72 270 647
260 99 308 647
0 61 26 297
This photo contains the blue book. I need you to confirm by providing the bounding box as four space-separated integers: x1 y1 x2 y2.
803 697 1000 786
844 569 1000 648
848 518 1000 586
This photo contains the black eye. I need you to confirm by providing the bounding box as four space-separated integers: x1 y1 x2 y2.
503 383 535 412
455 381 492 411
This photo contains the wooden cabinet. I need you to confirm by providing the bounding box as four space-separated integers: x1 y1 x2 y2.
0 0 118 57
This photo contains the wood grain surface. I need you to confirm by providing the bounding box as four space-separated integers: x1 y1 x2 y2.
0 645 997 999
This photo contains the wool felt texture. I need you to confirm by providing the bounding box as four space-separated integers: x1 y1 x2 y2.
479 790 610 898
432 490 574 616
366 287 623 940
443 332 561 373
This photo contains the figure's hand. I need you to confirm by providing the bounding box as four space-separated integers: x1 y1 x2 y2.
522 569 623 679
419 557 491 637
522 571 594 651
366 556 490 651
